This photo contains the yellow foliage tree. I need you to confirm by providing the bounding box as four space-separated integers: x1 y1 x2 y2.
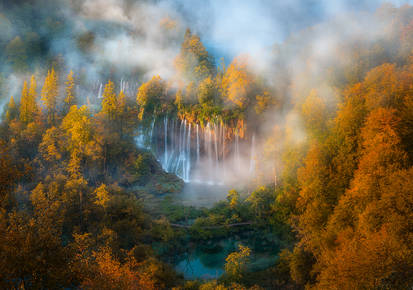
41 68 59 124
63 70 76 115
221 57 253 109
224 244 251 281
101 80 117 121
20 76 39 124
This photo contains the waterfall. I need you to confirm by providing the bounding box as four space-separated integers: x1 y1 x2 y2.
235 133 240 168
186 123 191 182
214 124 218 165
176 120 183 173
135 115 258 185
97 82 103 99
249 134 256 173
149 118 155 146
196 124 200 163
163 116 168 170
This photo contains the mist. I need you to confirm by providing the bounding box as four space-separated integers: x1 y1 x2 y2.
1 0 412 189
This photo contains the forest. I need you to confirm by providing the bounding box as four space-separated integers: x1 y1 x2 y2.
0 0 412 289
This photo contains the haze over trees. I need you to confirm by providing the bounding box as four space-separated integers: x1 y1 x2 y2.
0 1 412 289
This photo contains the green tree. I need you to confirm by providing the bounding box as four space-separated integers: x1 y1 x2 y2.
227 189 239 210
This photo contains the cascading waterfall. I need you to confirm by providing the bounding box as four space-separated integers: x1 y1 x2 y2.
137 115 256 184
186 123 191 181
164 116 168 167
235 134 240 168
196 124 200 163
249 134 256 173
97 83 103 99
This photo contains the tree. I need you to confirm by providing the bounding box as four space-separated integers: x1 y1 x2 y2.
301 89 328 141
101 80 117 121
224 244 251 282
247 186 274 220
317 108 412 289
0 142 21 208
61 105 93 154
221 57 253 109
38 126 64 164
20 77 38 124
175 29 216 82
227 189 240 210
5 96 18 122
63 70 76 116
117 90 126 136
18 81 28 125
0 211 71 289
136 76 166 120
198 76 217 105
41 68 59 125
94 184 110 207
288 247 316 286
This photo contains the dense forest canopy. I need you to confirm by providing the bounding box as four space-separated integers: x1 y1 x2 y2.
0 0 412 289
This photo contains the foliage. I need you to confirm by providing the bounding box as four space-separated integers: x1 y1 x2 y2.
224 244 251 282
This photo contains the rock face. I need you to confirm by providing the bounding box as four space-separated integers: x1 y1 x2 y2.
124 150 184 195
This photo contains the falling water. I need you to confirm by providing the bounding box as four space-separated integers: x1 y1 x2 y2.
196 124 200 163
149 118 155 145
249 134 256 173
97 83 103 99
214 124 218 165
186 123 191 181
164 116 168 168
136 116 257 185
235 134 240 168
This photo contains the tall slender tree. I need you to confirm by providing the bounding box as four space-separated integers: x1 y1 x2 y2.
41 68 59 125
63 70 76 116
19 80 31 123
101 80 117 121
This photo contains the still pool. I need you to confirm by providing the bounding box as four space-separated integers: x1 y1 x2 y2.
172 234 280 280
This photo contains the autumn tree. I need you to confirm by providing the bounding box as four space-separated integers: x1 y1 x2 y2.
175 28 216 82
221 57 254 109
225 244 251 282
5 96 18 122
101 80 118 121
38 126 64 165
300 89 328 141
227 189 240 210
20 76 39 124
136 76 167 120
41 68 59 125
63 70 77 116
316 108 412 289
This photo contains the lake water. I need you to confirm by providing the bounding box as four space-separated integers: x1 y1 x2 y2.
173 234 280 280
